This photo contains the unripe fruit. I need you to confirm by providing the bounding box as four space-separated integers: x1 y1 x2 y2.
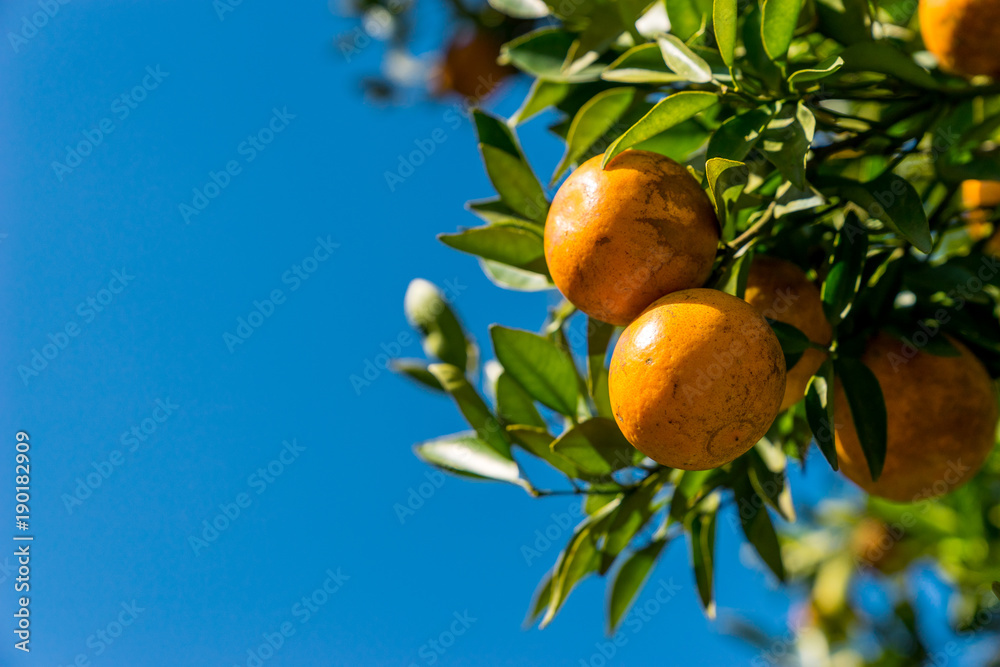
834 331 998 502
609 288 785 470
744 257 832 410
544 150 720 326
920 0 1000 78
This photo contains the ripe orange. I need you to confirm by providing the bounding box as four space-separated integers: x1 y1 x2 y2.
608 288 785 469
744 257 832 410
962 180 1000 210
433 29 512 101
919 0 1000 77
834 331 998 502
544 150 720 326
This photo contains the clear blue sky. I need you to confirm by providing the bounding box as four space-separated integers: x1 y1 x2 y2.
0 1 854 665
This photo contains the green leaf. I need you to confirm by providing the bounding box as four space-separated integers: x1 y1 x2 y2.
707 105 774 161
428 364 512 457
466 197 541 231
815 0 871 45
474 111 549 223
735 475 786 581
717 248 754 298
767 319 811 370
390 359 445 392
713 0 737 67
656 34 713 83
788 56 844 85
507 425 580 477
496 372 546 428
827 175 932 253
602 43 688 83
488 0 549 19
553 88 636 184
993 582 1000 601
686 501 718 619
669 469 719 523
835 356 888 482
837 41 939 91
491 325 580 415
607 539 667 633
822 217 869 325
761 101 815 190
415 432 524 485
404 278 470 370
550 417 635 477
526 570 554 625
747 442 795 521
667 0 713 41
587 318 616 419
542 498 622 627
705 157 749 240
603 91 719 166
501 28 603 82
804 360 838 471
761 0 803 60
512 79 572 125
601 472 665 572
481 259 555 292
439 225 546 273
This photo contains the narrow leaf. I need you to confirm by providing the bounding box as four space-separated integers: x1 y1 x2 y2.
415 432 523 484
550 417 635 477
713 0 737 67
656 34 713 83
404 278 470 370
835 357 888 481
553 88 636 184
428 364 512 457
607 539 667 633
804 360 838 470
761 0 803 60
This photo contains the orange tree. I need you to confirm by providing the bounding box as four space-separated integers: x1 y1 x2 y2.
390 0 1000 660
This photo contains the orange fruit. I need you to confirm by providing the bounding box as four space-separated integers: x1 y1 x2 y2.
744 257 832 410
961 180 1000 210
433 29 512 101
544 150 720 326
834 331 998 502
608 288 785 469
919 0 1000 78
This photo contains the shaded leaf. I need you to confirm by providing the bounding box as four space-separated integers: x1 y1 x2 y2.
837 41 939 90
822 216 869 325
551 417 635 477
502 28 603 82
588 318 616 419
706 157 749 240
767 319 811 370
526 570 554 625
554 88 636 184
481 259 555 292
826 174 932 253
761 101 815 190
835 357 887 481
687 501 718 618
667 0 713 41
496 372 546 428
788 56 844 85
607 539 667 633
707 105 774 160
507 425 580 477
735 474 786 581
804 360 838 470
603 91 719 165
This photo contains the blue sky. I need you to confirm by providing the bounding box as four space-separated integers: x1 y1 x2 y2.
0 1 848 665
